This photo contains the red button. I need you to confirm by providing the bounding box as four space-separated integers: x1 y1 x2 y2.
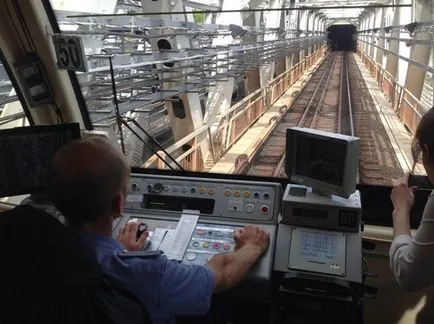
260 206 269 214
212 242 221 249
223 244 231 251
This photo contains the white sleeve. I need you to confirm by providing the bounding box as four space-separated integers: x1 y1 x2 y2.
389 191 434 291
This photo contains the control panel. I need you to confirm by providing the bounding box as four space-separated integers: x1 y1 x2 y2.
126 174 281 223
182 223 237 265
281 184 361 233
114 173 282 290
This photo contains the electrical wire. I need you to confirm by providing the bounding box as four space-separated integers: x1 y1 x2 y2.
126 117 185 171
53 103 65 124
120 119 177 171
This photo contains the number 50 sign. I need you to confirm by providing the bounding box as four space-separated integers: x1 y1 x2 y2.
52 35 87 72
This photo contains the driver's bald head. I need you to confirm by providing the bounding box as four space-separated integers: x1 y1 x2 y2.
48 137 129 227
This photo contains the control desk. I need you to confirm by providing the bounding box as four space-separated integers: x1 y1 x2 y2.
112 173 282 297
274 184 363 283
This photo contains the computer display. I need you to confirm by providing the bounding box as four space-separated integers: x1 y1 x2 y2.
0 123 80 197
286 127 359 198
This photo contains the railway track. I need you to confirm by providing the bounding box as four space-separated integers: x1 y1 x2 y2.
347 54 402 185
242 53 337 177
244 52 352 178
241 51 402 186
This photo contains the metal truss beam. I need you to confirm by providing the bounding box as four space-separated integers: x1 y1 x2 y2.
66 4 412 18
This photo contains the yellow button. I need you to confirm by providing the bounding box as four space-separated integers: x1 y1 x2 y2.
234 190 241 197
208 188 216 195
224 190 232 197
202 242 210 248
199 187 206 194
244 191 251 198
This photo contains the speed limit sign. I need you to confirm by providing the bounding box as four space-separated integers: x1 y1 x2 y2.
52 35 87 72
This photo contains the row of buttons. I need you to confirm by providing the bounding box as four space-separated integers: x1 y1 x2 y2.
195 229 233 238
132 183 272 200
243 204 270 214
132 182 217 195
191 241 232 251
185 252 216 262
224 190 270 200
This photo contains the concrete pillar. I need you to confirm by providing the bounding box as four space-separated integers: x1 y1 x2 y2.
260 0 281 83
299 10 309 61
243 8 261 94
403 0 433 100
306 11 314 55
285 0 297 69
385 2 401 81
365 14 372 53
369 10 377 58
315 14 322 52
360 17 367 51
375 8 386 65
289 0 300 67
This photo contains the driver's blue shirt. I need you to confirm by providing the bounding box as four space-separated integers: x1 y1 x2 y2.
78 233 215 324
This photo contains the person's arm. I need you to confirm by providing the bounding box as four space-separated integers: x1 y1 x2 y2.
392 209 411 238
207 225 269 292
207 244 262 291
391 172 414 239
390 176 434 291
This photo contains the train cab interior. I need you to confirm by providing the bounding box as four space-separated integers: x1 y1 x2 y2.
0 0 434 323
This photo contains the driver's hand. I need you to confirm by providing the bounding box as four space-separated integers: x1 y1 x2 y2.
234 225 269 255
117 222 148 252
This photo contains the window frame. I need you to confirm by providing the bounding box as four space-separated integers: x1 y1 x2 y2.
0 47 34 126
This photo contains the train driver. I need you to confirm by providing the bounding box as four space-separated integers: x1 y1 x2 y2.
390 107 434 291
47 136 269 324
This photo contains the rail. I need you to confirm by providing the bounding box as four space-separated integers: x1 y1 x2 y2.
142 46 326 171
357 46 428 135
309 53 341 130
340 53 355 136
236 51 334 177
269 52 337 177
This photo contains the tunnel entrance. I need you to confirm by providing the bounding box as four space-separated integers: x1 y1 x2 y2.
327 24 357 52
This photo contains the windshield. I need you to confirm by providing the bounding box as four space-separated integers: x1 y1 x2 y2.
0 58 28 129
48 0 429 187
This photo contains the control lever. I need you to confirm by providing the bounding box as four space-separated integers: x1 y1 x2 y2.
136 223 148 240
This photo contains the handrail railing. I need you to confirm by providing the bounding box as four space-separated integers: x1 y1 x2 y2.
357 46 429 135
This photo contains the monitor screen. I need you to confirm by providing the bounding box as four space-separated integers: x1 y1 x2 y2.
298 230 338 261
0 124 80 197
294 135 347 187
286 127 359 198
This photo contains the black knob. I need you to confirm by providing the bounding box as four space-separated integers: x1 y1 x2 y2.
153 183 163 193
